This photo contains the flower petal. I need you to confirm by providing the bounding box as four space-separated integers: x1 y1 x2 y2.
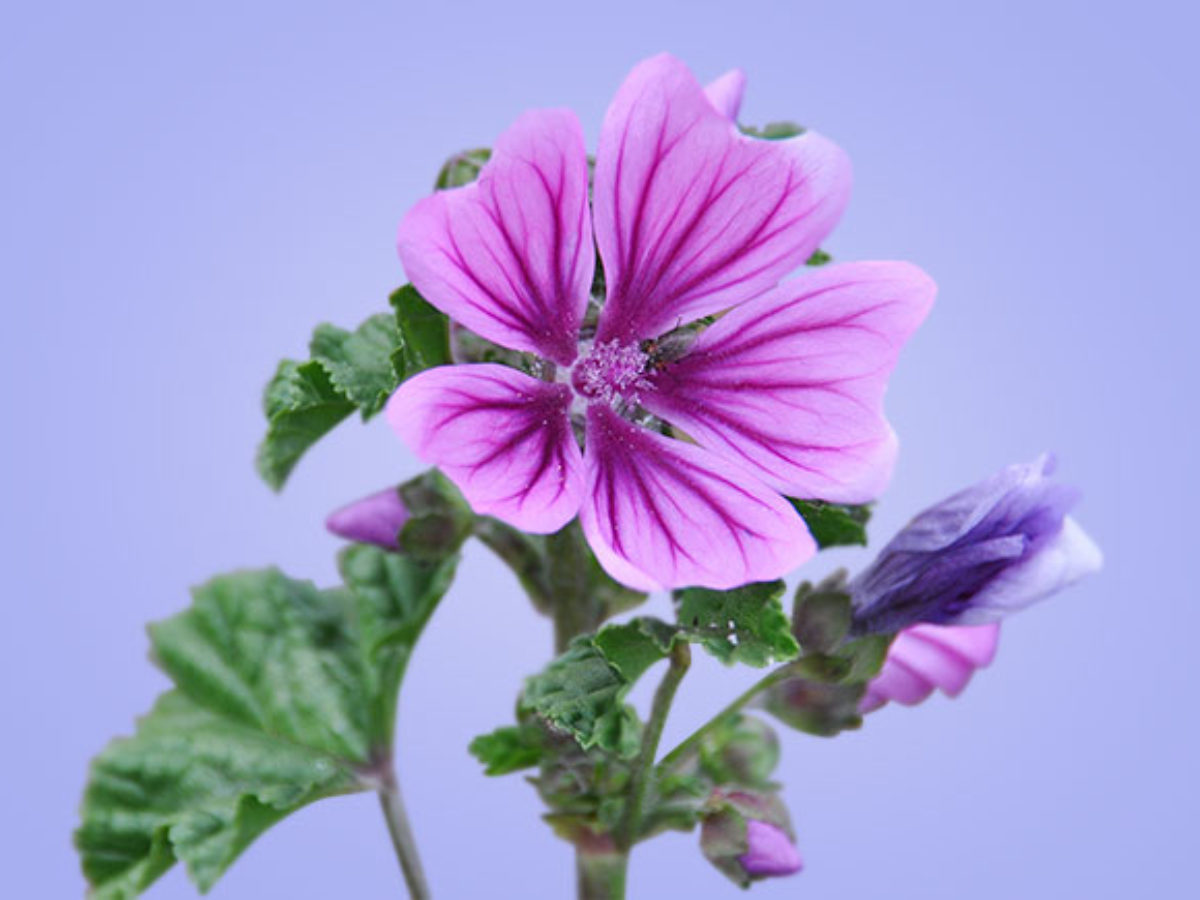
396 110 592 365
386 364 583 533
579 404 815 590
593 53 850 343
957 517 1103 624
860 623 1000 713
704 68 747 120
644 261 935 503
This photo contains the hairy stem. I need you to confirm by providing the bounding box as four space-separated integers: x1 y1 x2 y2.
656 663 799 774
471 517 553 614
575 836 629 900
378 770 430 900
546 526 609 653
618 641 691 850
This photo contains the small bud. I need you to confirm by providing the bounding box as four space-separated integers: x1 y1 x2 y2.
761 677 865 737
699 714 780 787
700 790 802 885
739 819 804 878
325 488 409 549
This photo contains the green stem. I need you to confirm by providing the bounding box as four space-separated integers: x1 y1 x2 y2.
471 517 553 614
575 837 629 900
545 526 608 653
617 641 691 850
378 770 430 900
656 663 799 774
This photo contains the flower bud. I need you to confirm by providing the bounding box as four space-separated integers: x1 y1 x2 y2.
700 790 802 885
698 714 780 788
325 488 409 549
850 455 1101 635
739 819 804 877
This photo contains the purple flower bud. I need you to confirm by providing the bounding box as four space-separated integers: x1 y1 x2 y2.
700 790 802 885
325 488 409 549
850 455 1101 635
738 820 804 878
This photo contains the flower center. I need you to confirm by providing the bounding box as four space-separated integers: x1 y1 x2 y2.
570 340 651 405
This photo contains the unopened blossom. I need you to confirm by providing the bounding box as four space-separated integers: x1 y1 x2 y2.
860 622 1000 713
739 820 804 878
700 789 803 884
325 487 409 549
388 53 934 590
850 455 1102 635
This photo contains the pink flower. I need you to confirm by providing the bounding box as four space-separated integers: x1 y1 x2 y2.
388 54 934 590
860 622 1001 713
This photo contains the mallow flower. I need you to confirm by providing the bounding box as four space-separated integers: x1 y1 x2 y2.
388 53 934 590
850 455 1102 635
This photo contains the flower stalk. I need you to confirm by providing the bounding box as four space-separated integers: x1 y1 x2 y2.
658 663 800 774
575 836 629 900
377 769 430 900
618 641 692 850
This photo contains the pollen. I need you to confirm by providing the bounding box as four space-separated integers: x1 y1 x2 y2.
570 340 652 405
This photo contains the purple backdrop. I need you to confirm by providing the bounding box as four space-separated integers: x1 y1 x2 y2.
4 1 1195 897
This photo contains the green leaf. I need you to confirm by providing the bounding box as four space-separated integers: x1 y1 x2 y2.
309 313 403 417
593 618 679 683
338 545 461 748
77 547 459 897
257 285 449 491
469 724 545 776
256 359 356 490
390 284 451 378
805 248 832 266
674 581 800 667
76 691 357 898
257 308 406 492
789 499 872 548
520 618 679 758
434 147 491 189
521 638 640 757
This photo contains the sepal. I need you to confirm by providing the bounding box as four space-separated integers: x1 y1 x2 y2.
789 499 871 549
434 147 491 189
396 470 474 559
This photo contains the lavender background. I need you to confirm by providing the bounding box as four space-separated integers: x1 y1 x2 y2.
4 1 1196 897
